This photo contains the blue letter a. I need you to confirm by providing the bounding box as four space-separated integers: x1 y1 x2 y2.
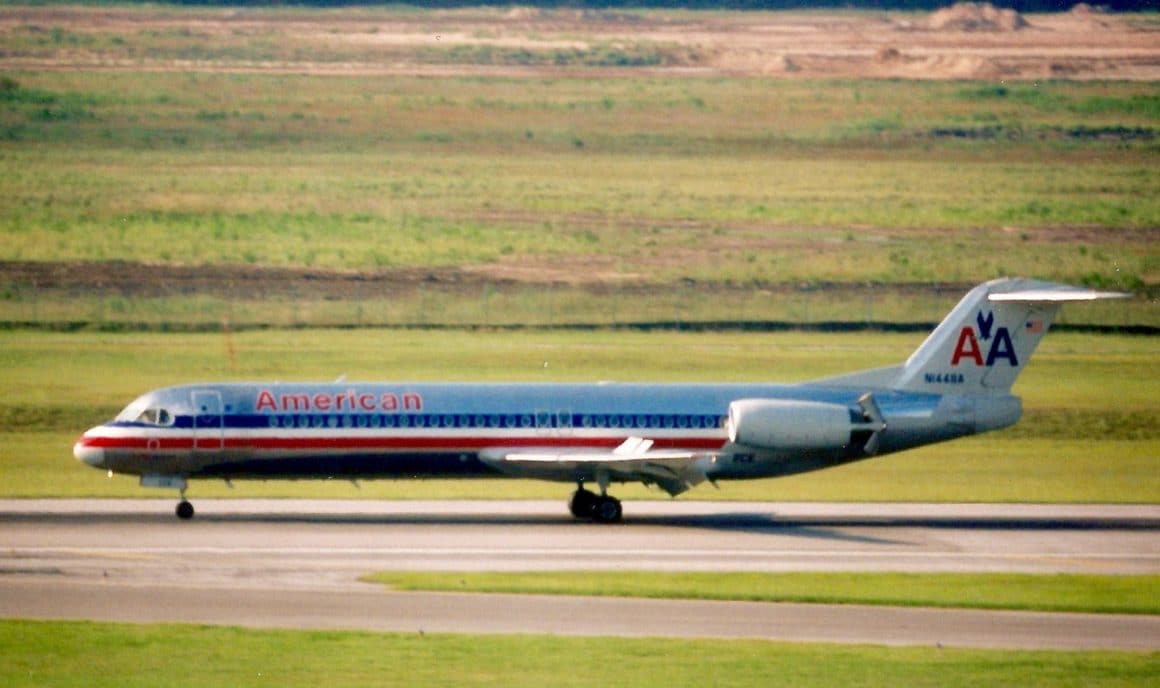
985 327 1018 367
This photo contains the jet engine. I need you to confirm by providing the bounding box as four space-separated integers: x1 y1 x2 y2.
726 394 886 455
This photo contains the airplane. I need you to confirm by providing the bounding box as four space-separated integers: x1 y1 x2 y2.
74 278 1126 523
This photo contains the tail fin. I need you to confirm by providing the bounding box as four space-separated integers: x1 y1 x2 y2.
893 278 1127 394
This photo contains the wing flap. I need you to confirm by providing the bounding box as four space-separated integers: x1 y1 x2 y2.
481 437 712 496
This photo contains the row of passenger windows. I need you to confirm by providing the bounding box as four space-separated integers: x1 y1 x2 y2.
266 413 724 431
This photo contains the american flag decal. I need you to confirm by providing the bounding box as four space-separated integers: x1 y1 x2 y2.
1026 320 1044 334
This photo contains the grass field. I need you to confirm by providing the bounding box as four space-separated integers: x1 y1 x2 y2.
2 328 1155 502
3 78 1156 282
1 6 1156 325
1 620 1156 688
3 70 1155 328
2 69 1157 331
2 32 1157 331
365 571 1160 615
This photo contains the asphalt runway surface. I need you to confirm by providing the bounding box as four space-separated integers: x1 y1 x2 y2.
2 499 1158 650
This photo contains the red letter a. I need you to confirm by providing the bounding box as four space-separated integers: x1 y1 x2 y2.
951 328 983 366
256 390 277 411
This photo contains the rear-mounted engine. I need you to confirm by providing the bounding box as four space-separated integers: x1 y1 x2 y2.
726 395 886 455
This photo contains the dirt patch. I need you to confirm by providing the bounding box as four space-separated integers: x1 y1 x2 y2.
0 5 1156 81
924 2 1029 32
0 260 500 301
0 260 968 306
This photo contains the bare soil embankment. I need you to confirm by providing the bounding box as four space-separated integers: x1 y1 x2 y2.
0 260 968 305
0 3 1157 80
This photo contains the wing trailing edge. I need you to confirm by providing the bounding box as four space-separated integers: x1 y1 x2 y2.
480 437 712 496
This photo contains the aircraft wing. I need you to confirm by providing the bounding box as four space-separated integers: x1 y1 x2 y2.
479 437 714 496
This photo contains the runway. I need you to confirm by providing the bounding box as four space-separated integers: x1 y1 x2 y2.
2 499 1158 650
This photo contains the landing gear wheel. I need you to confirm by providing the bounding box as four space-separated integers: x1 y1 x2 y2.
568 488 598 519
592 496 622 524
175 500 195 520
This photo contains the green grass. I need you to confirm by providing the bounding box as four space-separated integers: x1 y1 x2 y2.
1 73 1156 292
365 572 1160 615
0 6 1156 329
1 64 1156 330
1 329 1155 502
1 147 1155 280
2 147 1154 270
0 620 1156 688
1 282 1152 329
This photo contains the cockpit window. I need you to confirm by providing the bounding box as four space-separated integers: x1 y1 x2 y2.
115 398 173 426
135 408 173 426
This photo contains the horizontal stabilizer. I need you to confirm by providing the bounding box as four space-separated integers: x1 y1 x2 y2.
988 285 1130 302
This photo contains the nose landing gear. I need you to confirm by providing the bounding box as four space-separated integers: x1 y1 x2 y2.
140 475 194 521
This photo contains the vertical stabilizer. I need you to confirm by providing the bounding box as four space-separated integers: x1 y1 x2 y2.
893 278 1127 394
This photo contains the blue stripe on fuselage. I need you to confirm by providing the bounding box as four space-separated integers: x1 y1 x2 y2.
128 382 941 432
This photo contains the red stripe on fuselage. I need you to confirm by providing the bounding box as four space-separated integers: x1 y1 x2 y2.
78 435 194 451
78 431 725 454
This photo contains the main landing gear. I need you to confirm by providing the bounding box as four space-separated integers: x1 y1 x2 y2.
176 487 195 520
569 484 623 524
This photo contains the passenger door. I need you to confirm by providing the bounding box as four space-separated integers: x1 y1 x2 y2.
191 390 224 453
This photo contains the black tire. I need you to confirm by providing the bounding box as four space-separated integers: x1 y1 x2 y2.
568 489 598 519
176 500 195 520
592 496 622 524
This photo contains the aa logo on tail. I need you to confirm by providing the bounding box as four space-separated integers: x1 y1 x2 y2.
951 310 1018 367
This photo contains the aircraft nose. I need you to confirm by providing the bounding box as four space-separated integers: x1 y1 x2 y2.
73 435 105 468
